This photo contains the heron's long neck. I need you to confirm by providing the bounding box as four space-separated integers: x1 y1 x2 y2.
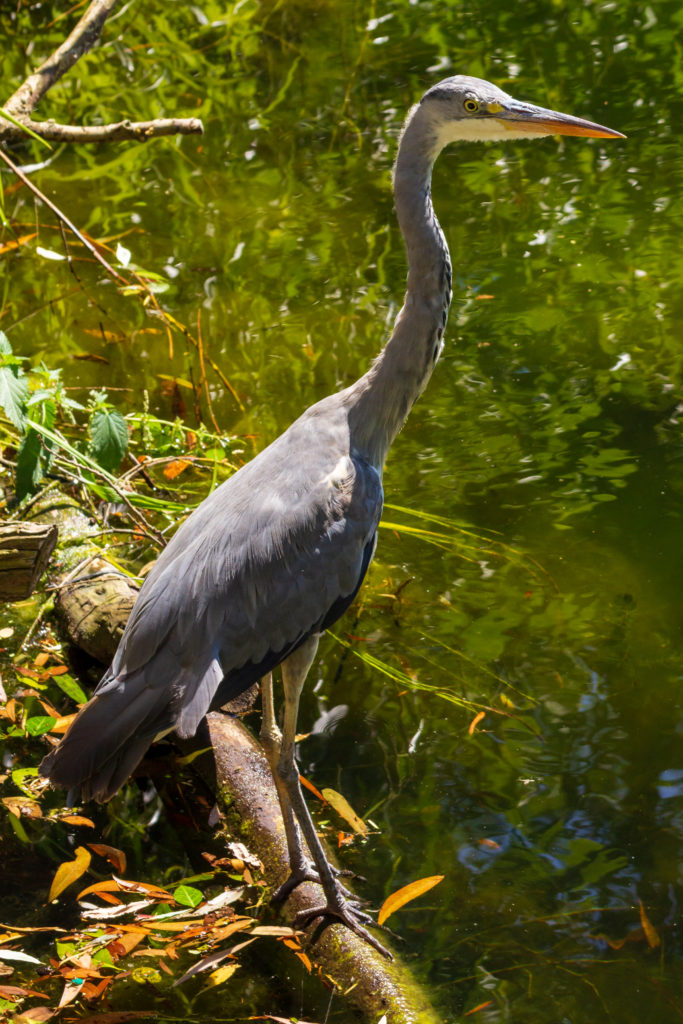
348 107 452 467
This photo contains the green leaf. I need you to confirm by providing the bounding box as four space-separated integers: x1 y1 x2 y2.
89 408 128 472
0 331 28 430
55 674 89 705
173 885 203 908
16 426 44 500
25 715 57 736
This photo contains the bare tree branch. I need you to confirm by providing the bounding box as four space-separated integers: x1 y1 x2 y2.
0 0 204 146
14 116 204 144
4 0 120 119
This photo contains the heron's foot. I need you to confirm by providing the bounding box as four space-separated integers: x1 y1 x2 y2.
271 861 357 904
294 897 392 960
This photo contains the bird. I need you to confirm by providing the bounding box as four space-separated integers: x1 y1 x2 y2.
40 76 623 957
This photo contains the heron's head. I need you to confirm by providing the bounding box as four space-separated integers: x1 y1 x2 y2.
419 75 624 144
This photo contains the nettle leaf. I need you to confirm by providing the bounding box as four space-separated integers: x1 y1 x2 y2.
16 427 44 501
89 408 128 472
0 331 28 430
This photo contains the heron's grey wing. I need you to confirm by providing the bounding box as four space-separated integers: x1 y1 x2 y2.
40 396 382 800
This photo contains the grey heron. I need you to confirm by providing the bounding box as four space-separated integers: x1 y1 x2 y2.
40 76 623 956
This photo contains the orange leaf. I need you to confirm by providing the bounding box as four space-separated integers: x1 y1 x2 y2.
88 844 127 874
299 774 325 802
377 874 444 926
468 711 486 735
638 900 661 948
50 714 77 734
163 459 191 480
465 1000 495 1016
0 232 38 255
60 815 95 828
49 846 92 902
477 838 501 850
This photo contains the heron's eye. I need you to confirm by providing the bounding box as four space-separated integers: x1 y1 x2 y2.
464 98 479 113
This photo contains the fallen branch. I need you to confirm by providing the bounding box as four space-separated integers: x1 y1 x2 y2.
0 0 203 146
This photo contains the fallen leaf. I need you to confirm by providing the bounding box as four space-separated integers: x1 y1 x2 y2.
299 774 326 803
49 715 78 734
0 984 49 999
465 1000 495 1015
638 899 661 948
88 844 127 874
320 788 369 836
58 980 83 1008
13 1007 56 1024
468 711 486 735
377 875 444 926
60 815 95 828
48 846 92 902
2 796 42 819
203 963 240 989
163 459 191 480
0 233 37 255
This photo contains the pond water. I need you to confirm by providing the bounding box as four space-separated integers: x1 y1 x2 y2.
2 0 682 1020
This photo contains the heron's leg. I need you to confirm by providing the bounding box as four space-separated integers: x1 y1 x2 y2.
275 635 391 959
259 672 309 879
262 669 354 899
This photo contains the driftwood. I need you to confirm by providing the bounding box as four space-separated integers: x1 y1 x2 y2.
0 521 57 600
37 505 441 1022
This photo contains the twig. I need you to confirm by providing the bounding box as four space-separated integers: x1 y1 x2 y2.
4 0 119 120
0 146 125 281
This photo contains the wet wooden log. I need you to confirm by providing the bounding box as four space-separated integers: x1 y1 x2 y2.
0 521 58 600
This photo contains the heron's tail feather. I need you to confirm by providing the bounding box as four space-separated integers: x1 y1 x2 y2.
39 678 172 804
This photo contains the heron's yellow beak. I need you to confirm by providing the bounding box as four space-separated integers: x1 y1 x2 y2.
494 100 625 139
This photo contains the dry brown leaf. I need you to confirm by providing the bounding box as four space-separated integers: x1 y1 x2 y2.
13 1007 56 1024
320 788 368 836
0 984 49 999
2 796 42 819
49 846 92 902
88 844 127 874
638 900 661 948
377 874 444 926
60 815 95 828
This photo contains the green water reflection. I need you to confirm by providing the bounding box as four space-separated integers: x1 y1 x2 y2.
2 0 682 1020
